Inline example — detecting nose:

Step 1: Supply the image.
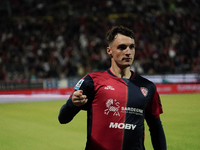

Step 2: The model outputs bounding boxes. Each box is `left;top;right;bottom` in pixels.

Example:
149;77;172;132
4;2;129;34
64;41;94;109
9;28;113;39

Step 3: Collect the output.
125;47;131;55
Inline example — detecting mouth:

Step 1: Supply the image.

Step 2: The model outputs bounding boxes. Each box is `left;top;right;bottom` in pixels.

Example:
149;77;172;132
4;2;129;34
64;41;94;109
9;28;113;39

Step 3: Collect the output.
123;58;132;61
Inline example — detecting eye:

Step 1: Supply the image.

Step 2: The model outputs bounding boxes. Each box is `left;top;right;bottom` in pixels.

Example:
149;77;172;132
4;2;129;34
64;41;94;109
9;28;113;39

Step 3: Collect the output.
129;44;135;50
117;44;127;50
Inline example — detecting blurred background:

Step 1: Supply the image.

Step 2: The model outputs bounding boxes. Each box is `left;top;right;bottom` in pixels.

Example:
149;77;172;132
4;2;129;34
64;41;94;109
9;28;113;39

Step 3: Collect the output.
0;0;200;92
0;2;199;149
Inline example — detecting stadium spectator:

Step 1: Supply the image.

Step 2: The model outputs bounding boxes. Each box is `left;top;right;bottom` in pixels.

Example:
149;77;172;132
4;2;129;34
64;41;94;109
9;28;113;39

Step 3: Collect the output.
0;0;199;81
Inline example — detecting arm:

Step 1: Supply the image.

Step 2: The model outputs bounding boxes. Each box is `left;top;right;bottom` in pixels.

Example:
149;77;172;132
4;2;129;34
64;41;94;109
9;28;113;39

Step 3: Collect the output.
58;90;88;124
58;97;80;124
145;88;167;150
58;75;94;124
145;110;167;150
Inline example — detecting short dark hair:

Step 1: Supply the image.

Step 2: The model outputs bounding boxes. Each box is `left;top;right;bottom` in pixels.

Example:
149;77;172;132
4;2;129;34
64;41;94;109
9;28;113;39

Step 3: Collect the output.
106;25;134;45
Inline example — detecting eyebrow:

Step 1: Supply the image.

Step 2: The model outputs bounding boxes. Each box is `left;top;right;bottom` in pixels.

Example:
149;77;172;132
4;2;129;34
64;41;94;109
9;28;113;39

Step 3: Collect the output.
117;44;135;49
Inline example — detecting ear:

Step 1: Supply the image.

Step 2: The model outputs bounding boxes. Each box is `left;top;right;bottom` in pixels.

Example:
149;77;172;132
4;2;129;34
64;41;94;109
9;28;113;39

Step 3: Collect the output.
107;47;112;57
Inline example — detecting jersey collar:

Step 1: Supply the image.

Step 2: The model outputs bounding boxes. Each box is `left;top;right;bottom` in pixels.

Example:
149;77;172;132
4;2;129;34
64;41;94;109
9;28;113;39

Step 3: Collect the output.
107;68;135;79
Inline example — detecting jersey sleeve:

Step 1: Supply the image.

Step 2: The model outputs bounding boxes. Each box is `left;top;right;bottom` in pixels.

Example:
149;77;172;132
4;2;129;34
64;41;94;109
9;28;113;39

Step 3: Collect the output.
78;75;95;110
58;75;94;123
58;97;81;124
146;89;163;119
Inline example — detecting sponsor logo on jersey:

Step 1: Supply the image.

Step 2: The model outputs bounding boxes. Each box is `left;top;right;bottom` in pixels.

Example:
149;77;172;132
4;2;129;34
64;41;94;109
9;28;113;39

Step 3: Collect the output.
74;79;84;90
121;107;143;116
104;99;144;116
104;99;120;116
109;122;137;130
140;87;148;97
104;85;115;90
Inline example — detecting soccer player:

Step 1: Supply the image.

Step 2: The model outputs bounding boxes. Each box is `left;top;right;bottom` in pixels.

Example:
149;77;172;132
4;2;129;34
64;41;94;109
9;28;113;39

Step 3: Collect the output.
58;25;167;150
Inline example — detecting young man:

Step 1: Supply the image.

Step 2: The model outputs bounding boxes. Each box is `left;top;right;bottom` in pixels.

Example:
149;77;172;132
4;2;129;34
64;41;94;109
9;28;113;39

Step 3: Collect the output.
58;25;167;150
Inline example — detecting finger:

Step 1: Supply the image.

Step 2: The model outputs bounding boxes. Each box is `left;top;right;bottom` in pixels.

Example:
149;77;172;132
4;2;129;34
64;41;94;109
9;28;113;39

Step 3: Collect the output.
80;98;88;104
78;90;84;98
77;90;87;100
73;98;88;107
74;90;83;97
73;90;87;102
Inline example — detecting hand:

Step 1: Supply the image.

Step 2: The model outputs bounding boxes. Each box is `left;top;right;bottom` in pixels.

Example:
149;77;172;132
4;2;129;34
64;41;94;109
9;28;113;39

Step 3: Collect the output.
72;90;88;107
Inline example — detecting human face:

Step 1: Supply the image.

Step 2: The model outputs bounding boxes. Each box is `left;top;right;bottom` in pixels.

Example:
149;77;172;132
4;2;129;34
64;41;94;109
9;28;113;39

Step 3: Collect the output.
107;34;135;69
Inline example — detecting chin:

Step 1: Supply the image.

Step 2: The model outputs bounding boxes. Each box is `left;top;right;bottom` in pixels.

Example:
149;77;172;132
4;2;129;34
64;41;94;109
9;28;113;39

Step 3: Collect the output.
120;64;131;68
124;62;132;66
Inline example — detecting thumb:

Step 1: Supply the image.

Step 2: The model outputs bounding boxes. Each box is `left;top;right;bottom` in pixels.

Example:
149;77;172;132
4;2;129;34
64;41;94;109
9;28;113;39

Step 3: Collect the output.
78;90;83;97
74;90;83;97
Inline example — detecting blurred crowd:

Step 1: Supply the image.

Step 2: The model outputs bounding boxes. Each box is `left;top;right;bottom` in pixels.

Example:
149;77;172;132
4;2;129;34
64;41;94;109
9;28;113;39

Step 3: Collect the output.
0;0;200;81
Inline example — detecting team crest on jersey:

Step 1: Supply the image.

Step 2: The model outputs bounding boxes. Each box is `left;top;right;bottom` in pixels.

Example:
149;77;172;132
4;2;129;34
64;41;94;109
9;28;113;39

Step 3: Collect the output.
74;79;84;90
140;87;148;97
104;99;120;116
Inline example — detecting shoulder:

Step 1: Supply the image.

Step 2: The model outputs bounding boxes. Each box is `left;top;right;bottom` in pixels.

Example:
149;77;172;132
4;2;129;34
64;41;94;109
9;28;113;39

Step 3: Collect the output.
132;73;155;84
87;70;110;80
80;70;108;86
131;73;156;91
88;70;108;76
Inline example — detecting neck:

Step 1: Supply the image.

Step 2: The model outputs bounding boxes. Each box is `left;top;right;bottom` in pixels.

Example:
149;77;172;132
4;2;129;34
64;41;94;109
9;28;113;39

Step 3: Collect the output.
110;66;131;79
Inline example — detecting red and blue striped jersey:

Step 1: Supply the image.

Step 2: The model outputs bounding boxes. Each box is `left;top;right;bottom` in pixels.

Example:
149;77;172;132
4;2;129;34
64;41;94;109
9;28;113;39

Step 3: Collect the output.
59;69;163;150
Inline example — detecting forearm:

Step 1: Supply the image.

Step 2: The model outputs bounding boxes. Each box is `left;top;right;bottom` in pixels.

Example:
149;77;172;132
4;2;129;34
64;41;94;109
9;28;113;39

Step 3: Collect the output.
145;111;167;150
58;97;80;124
149;118;166;150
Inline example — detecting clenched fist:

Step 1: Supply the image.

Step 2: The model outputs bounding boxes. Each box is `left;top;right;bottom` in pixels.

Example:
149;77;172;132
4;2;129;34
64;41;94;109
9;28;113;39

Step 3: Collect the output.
72;90;88;107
